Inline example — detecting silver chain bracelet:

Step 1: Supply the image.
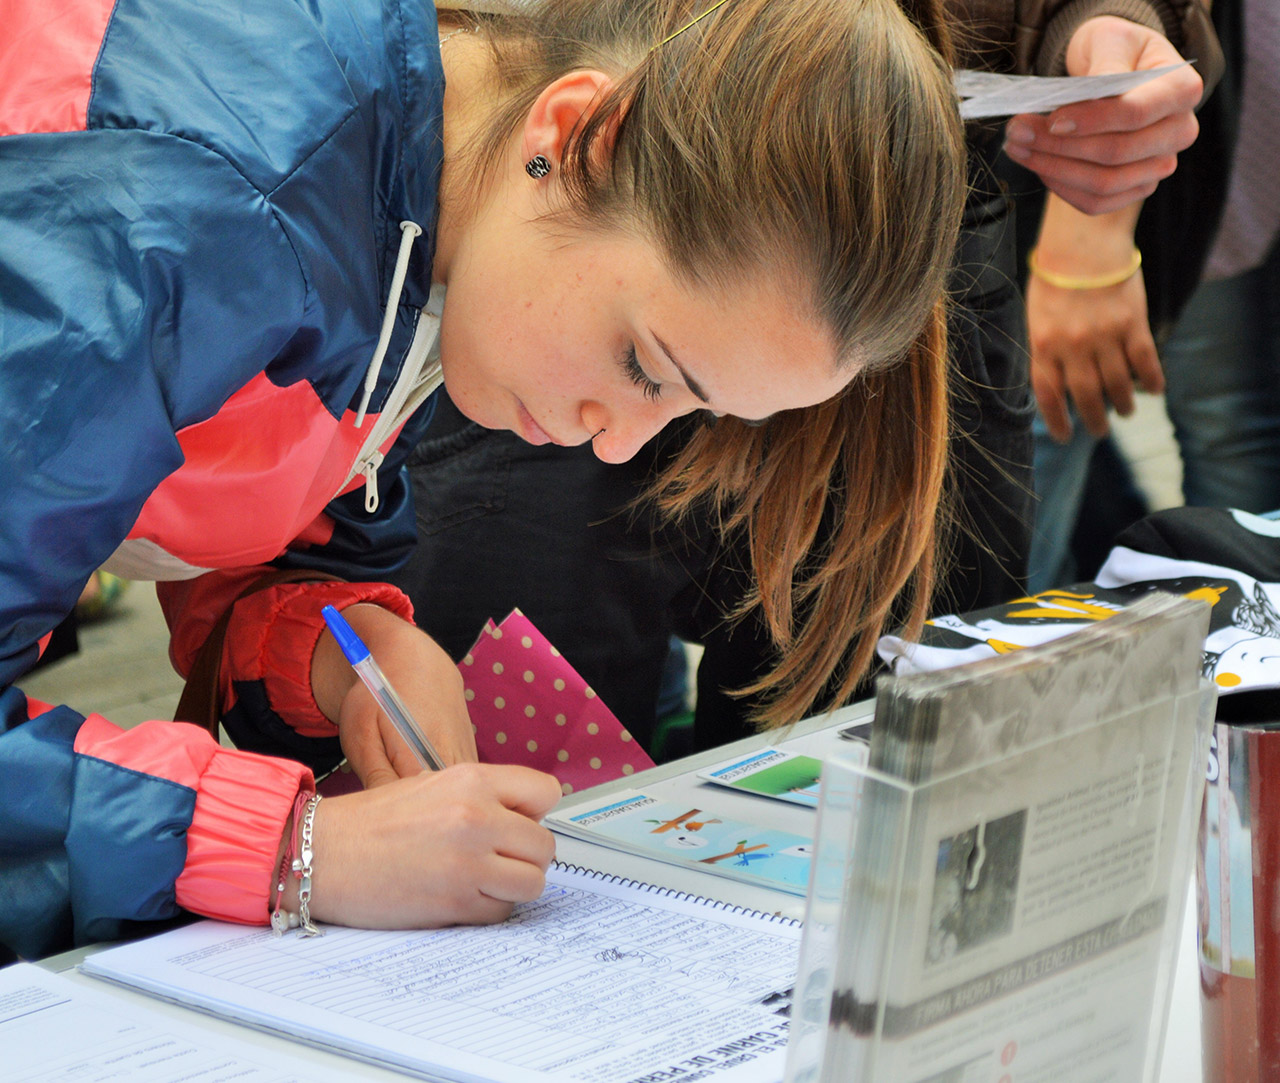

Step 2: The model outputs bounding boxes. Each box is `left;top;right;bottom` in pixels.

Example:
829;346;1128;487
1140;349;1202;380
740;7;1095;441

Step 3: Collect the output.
293;793;323;937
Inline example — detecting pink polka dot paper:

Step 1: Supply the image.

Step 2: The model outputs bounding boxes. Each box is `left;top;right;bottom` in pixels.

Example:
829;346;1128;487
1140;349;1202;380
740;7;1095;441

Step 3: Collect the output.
461;609;654;794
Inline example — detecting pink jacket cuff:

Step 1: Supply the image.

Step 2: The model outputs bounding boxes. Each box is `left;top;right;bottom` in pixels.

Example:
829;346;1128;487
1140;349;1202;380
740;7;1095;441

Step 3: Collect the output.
177;748;313;924
225;580;415;737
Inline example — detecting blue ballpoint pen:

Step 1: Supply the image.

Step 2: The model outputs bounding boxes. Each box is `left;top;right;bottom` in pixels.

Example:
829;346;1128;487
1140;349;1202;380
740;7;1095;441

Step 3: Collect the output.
321;605;446;772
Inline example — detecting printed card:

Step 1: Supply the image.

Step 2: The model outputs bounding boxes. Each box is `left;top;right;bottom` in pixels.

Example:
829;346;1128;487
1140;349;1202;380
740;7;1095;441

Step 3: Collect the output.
697;748;826;808
548;791;814;895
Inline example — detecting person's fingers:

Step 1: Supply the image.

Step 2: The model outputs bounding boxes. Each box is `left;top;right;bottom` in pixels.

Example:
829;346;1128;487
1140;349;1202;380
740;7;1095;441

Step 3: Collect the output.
1040;180;1160;217
479;852;552;905
450;725;481;764
444;710;481;764
1007;111;1197;167
384;728;430;780
1004;142;1174;202
422;884;515;928
485;763;567;820
462;895;518;926
354;761;399;789
494;811;558;870
342;715;401;789
1062;14;1203;102
1031;359;1073;444
405;703;477;767
1126;330;1165;395
1095;345;1136;418
1063;358;1111;438
1040;69;1202;137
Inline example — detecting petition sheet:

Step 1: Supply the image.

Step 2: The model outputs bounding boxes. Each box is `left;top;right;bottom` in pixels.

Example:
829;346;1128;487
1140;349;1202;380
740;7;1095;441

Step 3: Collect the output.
82;865;800;1083
0;963;346;1082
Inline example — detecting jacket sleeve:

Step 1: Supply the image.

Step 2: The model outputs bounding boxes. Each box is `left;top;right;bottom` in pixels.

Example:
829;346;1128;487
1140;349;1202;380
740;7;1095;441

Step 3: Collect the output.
0;126;311;959
0;125;308;678
952;0;1221;93
159;569;416;758
157;394;439;767
1031;0;1222;88
0;692;312;961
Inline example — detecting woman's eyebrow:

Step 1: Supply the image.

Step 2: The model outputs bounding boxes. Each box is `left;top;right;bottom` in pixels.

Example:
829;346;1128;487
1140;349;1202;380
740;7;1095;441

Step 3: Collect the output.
652;333;710;404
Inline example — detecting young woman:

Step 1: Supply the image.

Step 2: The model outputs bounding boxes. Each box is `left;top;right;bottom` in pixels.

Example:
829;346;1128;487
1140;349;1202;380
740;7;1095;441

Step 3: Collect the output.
1;0;965;960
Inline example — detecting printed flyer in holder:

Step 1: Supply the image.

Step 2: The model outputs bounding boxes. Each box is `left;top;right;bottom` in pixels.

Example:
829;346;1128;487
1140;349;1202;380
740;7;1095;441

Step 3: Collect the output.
786;594;1216;1083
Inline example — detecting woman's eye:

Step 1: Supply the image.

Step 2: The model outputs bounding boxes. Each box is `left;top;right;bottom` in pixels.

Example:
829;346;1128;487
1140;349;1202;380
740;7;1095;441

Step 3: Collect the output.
621;344;662;402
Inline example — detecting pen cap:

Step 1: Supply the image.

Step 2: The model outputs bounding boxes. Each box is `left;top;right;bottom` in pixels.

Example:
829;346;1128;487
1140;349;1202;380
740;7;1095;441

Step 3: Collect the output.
321;605;372;666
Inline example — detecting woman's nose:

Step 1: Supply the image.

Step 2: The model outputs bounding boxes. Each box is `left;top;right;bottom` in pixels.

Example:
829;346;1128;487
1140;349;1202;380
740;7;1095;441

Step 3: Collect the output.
583;401;679;464
589;419;662;464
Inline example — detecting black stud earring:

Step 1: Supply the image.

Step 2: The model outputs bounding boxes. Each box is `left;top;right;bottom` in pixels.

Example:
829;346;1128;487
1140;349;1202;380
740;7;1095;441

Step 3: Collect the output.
525;154;552;179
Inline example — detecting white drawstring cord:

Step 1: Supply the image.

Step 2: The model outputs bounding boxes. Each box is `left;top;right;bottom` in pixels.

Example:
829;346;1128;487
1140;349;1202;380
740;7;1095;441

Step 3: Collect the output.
355;220;423;428
361;451;385;514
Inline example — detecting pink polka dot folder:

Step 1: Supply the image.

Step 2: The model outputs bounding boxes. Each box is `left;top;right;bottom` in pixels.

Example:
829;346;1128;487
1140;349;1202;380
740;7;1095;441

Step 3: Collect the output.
461;609;655;794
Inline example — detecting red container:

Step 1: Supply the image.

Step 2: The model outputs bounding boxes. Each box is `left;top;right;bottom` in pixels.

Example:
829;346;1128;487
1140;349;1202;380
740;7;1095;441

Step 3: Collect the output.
1199;720;1280;1081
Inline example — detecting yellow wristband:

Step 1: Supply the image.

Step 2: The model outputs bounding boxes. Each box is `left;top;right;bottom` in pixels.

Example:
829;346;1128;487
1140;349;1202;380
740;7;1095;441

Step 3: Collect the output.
1028;246;1142;290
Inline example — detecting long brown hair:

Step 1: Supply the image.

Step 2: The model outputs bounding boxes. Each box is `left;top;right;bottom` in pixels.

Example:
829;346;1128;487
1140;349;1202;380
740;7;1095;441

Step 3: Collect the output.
445;0;965;726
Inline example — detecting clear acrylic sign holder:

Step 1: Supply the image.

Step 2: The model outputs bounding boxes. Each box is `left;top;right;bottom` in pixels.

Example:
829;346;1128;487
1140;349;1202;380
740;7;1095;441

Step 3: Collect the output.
785;681;1216;1083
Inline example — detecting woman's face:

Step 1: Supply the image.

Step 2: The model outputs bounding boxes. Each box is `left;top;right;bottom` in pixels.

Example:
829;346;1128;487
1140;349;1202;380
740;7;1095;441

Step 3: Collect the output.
435;221;851;464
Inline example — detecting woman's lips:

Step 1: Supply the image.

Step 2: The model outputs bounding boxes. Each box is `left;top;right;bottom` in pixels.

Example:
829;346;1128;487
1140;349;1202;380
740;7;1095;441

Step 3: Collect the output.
515;400;557;446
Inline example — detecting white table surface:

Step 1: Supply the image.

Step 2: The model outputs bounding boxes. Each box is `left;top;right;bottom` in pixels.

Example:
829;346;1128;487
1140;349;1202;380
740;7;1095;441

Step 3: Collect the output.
44;700;1205;1081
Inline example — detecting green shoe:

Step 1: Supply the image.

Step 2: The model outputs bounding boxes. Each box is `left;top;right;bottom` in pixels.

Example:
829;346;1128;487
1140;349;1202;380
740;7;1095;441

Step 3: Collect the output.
75;571;131;622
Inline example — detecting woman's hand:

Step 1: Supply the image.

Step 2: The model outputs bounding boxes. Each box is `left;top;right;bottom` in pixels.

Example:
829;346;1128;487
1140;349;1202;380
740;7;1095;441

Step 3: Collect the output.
1004;16;1203;215
1028;195;1163;442
312;604;478;787
280;764;562;928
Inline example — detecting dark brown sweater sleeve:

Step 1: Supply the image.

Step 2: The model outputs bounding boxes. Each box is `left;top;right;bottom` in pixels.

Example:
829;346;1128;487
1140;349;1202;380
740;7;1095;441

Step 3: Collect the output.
952;0;1222;99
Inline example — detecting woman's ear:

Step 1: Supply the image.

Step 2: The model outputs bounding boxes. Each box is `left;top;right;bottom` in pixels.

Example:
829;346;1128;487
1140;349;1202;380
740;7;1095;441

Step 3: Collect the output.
522;70;617;169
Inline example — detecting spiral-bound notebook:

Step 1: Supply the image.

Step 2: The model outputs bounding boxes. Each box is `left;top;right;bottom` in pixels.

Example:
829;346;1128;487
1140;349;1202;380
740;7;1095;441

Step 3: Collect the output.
80;862;800;1083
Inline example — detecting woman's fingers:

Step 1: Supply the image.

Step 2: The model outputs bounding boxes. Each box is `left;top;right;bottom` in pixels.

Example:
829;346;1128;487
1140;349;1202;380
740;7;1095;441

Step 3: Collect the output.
306;763;561;930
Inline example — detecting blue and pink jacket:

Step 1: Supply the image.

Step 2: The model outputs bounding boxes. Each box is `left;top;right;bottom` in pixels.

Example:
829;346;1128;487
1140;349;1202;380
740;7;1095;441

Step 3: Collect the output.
0;0;447;959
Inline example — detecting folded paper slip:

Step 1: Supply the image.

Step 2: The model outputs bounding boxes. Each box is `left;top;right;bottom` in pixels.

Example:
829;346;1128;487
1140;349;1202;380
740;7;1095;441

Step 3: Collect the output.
462;609;655;792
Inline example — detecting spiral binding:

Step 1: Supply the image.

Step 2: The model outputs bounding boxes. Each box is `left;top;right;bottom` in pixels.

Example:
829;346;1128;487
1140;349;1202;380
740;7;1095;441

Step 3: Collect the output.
551;859;802;927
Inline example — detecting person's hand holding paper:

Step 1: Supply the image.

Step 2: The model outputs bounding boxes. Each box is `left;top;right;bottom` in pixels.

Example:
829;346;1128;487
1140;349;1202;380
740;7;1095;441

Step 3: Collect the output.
1003;16;1205;214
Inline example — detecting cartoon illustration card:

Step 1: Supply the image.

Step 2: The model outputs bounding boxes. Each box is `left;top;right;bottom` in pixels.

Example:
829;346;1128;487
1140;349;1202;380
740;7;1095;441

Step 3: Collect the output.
546;791;814;895
696;748;826;808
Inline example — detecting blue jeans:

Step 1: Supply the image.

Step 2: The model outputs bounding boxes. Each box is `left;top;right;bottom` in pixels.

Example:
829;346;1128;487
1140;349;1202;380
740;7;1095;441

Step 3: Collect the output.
1028;418;1098;593
1162;244;1280;512
1028;424;1150;593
